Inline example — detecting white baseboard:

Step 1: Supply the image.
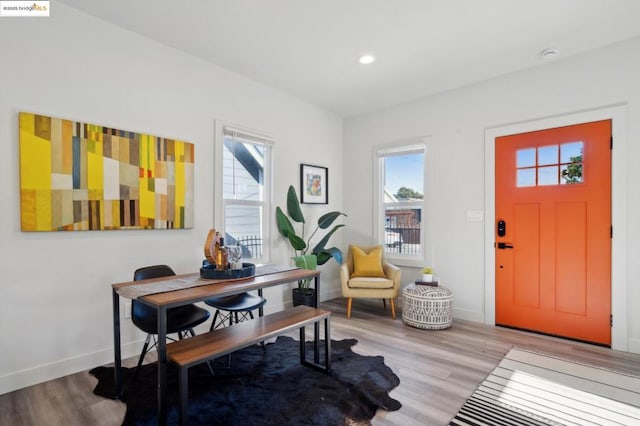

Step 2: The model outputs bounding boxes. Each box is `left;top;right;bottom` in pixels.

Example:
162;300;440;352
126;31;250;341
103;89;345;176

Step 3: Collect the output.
0;339;144;396
320;288;342;303
627;337;640;355
452;307;485;323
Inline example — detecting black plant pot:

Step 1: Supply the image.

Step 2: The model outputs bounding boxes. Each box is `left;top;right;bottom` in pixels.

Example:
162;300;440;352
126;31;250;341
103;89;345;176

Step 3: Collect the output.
292;288;316;307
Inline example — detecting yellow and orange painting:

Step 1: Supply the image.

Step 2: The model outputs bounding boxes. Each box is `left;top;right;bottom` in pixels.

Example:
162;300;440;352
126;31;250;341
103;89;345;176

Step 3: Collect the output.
19;112;194;231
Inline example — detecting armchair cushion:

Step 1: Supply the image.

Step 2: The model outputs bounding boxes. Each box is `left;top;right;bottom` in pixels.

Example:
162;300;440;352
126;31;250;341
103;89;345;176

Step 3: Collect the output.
351;245;385;278
348;277;394;289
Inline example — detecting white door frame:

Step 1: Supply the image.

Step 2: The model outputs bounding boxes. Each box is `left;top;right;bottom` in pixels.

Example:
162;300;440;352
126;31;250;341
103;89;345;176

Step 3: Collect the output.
484;104;628;351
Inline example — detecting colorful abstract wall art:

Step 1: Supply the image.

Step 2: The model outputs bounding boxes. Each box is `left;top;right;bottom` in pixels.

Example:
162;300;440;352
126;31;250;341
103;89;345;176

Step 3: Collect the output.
19;112;194;231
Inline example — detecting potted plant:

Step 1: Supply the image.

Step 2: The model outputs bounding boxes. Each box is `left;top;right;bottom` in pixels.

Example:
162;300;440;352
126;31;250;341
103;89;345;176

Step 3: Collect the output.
276;185;346;306
422;267;434;282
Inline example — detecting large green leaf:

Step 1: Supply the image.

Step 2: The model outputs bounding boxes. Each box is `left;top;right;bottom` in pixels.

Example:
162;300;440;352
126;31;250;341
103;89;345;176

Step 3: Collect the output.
286;185;305;223
311;224;345;254
293;254;316;289
275;207;295;237
314;251;331;265
326;247;343;264
317;211;346;229
288;233;307;251
292;254;317;270
315;247;343;265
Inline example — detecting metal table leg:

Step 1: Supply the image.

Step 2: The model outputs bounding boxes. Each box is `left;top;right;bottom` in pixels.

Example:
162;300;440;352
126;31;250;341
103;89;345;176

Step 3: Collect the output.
313;275;320;363
112;289;122;399
157;305;168;425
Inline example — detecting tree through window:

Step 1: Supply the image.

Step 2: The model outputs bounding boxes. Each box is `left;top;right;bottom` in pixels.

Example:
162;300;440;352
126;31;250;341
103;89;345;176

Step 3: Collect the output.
377;148;425;257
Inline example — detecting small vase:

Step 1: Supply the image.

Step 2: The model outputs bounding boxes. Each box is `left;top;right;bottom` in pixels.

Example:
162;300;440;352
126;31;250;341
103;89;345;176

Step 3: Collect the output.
422;273;433;282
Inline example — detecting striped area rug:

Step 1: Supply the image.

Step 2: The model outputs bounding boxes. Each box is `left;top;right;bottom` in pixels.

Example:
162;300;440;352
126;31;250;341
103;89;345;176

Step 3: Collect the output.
450;348;640;425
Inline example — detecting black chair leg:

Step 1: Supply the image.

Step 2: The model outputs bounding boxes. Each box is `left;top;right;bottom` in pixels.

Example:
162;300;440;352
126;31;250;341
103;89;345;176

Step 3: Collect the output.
134;334;152;380
210;310;220;331
206;360;215;376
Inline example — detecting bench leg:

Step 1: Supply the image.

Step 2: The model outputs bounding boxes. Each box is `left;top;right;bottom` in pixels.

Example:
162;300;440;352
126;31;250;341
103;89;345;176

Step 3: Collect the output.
179;367;189;426
299;326;306;363
324;316;331;372
299;319;331;373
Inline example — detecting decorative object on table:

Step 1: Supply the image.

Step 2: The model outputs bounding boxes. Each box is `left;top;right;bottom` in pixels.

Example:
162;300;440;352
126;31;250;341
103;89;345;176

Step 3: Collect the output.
276;184;346;306
201;228;255;279
200;261;256;279
216;236;229;270
339;244;402;319
203;228;220;263
300;163;328;204
451;347;640;425
18;112;194;231
90;336;401;425
402;283;453;329
421;266;434;282
226;245;243;270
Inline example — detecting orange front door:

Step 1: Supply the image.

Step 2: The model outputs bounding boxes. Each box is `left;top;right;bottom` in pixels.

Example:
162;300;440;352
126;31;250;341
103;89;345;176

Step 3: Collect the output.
495;120;611;345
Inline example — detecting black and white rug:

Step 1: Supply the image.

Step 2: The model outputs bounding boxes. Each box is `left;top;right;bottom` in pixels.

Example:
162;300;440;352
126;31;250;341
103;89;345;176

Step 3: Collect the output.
91;336;401;425
450;347;640;425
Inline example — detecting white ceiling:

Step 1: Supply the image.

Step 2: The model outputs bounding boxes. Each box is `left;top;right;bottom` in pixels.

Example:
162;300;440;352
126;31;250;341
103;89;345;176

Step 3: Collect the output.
58;0;640;118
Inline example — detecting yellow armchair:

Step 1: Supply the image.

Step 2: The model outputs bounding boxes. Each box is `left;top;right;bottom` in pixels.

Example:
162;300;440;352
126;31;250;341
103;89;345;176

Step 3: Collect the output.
340;245;402;319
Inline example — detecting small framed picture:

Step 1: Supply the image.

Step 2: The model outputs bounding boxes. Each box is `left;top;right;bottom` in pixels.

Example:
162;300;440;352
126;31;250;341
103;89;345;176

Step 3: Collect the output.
300;164;328;204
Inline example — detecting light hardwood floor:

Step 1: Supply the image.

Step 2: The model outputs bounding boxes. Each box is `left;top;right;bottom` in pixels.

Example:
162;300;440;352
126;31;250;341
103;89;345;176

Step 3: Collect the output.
2;297;640;425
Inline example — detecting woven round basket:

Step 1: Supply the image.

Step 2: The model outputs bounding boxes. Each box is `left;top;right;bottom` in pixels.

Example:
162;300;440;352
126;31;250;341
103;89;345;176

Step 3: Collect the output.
402;284;453;330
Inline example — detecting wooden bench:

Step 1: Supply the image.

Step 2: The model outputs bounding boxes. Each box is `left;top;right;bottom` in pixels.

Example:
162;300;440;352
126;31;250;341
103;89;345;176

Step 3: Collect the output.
166;305;331;425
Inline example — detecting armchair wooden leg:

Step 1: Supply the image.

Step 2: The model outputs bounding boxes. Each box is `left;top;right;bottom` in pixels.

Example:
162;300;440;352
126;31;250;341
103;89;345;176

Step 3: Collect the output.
382;299;387;309
346;297;352;318
390;298;396;320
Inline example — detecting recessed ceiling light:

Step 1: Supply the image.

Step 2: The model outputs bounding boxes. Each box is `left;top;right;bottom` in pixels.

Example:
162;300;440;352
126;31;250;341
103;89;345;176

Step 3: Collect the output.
359;54;376;65
539;48;559;60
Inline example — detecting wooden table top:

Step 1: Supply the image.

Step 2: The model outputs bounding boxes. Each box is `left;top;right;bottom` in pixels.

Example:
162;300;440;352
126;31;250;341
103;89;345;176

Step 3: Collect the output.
112;268;320;307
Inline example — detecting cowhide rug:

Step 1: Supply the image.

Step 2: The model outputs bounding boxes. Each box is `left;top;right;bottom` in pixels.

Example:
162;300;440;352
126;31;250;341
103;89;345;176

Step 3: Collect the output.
91;336;401;425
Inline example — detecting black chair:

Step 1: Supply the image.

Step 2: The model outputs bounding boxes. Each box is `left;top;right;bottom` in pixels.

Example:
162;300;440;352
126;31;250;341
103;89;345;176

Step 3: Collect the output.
205;292;267;368
204;293;267;331
132;265;211;377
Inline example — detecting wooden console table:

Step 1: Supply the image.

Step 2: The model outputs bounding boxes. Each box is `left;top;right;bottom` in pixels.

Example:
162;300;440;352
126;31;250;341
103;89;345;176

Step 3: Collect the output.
112;267;321;425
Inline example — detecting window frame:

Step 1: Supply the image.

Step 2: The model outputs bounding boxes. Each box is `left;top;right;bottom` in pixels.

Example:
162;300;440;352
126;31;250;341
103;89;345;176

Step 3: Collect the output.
373;138;433;268
214;121;273;264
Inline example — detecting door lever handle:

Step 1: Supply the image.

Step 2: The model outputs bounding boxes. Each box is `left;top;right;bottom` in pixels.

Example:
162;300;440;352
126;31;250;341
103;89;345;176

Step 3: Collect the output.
496;242;514;249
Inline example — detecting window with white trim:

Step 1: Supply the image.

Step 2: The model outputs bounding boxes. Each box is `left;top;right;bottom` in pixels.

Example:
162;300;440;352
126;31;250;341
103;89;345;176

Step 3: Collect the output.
374;143;429;264
221;127;272;262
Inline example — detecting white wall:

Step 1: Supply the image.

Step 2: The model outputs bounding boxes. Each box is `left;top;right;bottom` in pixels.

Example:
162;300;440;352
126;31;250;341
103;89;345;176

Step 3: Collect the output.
0;4;343;394
343;37;640;352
